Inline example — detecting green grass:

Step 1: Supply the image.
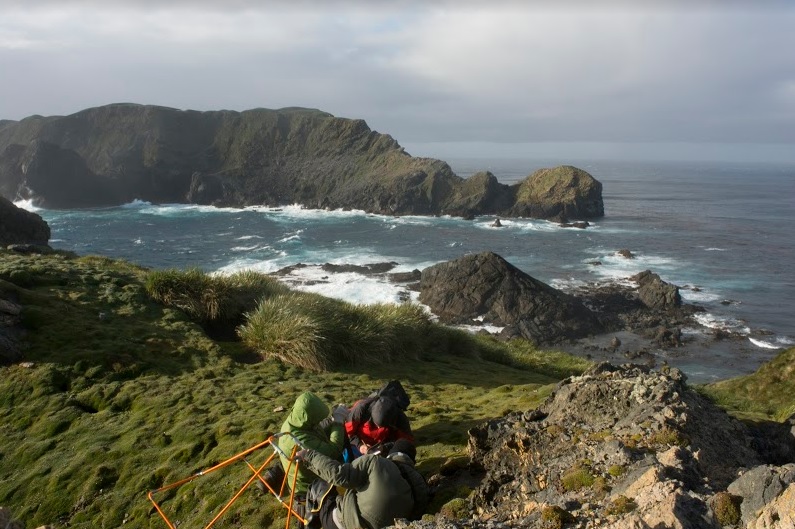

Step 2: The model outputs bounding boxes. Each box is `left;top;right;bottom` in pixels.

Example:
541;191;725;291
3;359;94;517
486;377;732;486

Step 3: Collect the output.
700;346;795;421
0;250;590;529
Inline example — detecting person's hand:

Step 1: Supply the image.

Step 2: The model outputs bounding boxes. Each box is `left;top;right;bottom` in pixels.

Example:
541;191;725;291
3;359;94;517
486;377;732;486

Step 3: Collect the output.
331;404;349;424
295;449;311;461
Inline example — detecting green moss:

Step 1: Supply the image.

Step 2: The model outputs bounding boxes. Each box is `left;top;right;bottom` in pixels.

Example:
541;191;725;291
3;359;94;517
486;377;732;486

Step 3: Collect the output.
605;495;637;516
561;466;596;492
541;505;574;529
712;492;742;526
648;427;689;448
438;498;470;519
607;465;626;477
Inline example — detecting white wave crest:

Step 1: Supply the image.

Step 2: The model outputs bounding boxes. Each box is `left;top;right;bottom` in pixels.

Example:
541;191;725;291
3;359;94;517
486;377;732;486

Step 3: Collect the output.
12;198;42;212
121;199;152;209
693;313;749;334
749;337;781;350
236;235;264;241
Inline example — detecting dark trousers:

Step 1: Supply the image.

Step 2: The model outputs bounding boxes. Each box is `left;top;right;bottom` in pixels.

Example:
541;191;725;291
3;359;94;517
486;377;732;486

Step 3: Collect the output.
317;488;339;529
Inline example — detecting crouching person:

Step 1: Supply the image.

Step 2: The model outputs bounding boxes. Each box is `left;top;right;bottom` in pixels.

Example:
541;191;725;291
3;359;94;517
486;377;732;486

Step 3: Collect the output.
297;439;429;529
274;392;346;498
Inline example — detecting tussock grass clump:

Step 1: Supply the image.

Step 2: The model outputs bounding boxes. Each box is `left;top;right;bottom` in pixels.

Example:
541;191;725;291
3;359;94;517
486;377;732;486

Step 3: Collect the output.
145;268;289;325
238;293;431;371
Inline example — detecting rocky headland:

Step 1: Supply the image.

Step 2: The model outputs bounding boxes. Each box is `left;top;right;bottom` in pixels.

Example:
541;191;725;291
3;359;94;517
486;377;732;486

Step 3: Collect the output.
0;104;603;220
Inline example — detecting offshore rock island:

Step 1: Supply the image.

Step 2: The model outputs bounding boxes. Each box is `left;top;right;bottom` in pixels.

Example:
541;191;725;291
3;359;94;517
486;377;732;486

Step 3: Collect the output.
0;104;603;220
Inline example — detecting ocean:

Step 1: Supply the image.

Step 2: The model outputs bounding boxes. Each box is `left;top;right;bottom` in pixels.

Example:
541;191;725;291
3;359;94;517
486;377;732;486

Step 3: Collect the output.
16;158;795;382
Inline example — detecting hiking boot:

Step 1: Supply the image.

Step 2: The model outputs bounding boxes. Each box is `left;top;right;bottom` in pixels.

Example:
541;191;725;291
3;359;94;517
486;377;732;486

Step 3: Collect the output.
256;464;285;494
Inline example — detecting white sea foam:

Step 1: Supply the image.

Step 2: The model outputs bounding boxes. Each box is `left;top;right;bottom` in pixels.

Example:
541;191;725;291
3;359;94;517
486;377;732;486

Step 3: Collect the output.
474;218;560;232
455;323;505;335
583;248;681;283
230;244;265;252
236;235;264;241
704;247;727;252
246;203;370;220
133;238;143;245
279;268;419;305
12;198;41;212
680;288;722;303
749;337;781;350
121;199;152;209
693;313;750;334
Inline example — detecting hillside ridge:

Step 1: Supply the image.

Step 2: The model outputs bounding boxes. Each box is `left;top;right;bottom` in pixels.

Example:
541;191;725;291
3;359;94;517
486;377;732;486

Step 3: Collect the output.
0;104;603;219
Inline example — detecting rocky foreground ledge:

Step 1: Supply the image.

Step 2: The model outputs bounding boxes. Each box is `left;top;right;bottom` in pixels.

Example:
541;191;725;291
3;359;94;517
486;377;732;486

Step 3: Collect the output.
419;363;795;529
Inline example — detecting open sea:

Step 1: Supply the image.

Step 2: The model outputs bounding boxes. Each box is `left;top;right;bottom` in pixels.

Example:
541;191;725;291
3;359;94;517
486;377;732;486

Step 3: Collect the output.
16;158;795;383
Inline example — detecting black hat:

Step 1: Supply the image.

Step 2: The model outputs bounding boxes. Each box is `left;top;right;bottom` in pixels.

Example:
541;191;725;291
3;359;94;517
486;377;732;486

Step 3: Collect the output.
370;397;398;428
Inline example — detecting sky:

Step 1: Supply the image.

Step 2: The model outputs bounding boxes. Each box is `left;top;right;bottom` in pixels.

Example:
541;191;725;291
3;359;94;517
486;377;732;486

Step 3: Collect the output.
1;1;794;162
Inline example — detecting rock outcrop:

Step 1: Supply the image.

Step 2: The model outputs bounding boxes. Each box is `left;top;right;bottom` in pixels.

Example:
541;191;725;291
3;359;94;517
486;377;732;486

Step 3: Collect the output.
0;196;50;247
0;104;604;220
418;252;604;344
412;363;795;529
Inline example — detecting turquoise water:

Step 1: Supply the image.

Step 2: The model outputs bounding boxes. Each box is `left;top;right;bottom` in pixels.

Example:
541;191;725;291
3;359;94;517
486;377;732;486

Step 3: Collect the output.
23;158;795;380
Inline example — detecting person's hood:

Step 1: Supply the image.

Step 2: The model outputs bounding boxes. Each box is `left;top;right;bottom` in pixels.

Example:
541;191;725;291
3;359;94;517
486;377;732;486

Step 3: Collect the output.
287;392;329;429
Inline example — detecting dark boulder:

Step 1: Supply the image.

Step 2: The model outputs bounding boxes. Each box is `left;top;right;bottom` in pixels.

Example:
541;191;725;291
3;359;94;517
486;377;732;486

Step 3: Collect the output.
419;252;603;344
0;196;50;246
633;270;682;310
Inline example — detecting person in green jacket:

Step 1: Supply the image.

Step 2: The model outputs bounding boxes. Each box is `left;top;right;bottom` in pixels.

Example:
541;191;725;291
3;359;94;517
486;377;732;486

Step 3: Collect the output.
276;392;346;496
297;439;428;529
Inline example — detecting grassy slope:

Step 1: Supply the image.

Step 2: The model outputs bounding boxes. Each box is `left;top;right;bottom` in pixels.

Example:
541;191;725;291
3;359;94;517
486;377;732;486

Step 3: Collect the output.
0;251;588;528
701;346;795;422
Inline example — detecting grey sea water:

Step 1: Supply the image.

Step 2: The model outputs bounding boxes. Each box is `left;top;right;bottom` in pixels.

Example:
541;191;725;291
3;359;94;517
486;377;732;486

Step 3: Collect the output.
23;158;795;381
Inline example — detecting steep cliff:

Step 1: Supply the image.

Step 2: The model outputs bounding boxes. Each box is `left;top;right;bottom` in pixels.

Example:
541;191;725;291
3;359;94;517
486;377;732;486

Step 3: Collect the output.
0;104;604;219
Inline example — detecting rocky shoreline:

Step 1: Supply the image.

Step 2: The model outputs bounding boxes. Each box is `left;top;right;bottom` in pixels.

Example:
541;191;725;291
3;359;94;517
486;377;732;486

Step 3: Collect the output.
272;252;768;382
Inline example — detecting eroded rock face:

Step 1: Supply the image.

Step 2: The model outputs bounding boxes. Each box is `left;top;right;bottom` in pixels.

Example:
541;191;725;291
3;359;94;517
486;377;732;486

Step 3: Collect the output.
0;195;50;246
418;252;604;344
461;363;793;528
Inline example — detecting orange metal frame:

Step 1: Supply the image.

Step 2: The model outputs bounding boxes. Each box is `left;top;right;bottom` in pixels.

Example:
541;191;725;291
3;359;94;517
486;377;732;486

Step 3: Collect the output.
147;433;308;529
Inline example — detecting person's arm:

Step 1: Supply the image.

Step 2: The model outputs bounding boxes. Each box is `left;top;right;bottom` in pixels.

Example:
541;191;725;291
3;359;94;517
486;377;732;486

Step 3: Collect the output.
301;450;371;490
290;428;343;459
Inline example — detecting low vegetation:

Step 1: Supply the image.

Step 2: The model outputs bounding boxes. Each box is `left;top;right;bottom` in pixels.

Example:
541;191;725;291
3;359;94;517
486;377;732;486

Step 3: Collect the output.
701;346;795;422
0;250;590;529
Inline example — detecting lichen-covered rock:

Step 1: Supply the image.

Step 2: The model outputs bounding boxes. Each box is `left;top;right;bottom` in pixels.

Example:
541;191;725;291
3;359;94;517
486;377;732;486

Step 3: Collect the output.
727;464;795;527
749;483;795;529
463;363;793;528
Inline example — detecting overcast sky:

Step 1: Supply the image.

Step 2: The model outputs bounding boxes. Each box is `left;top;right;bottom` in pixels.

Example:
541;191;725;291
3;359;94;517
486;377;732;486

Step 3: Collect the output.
1;1;794;161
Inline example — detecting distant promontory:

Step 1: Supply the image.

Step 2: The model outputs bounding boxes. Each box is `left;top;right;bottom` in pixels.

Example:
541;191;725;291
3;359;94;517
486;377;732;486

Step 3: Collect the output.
0;104;603;219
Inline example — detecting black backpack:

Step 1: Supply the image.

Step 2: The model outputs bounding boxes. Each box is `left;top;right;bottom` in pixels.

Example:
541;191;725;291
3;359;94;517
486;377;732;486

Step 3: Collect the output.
370;380;410;411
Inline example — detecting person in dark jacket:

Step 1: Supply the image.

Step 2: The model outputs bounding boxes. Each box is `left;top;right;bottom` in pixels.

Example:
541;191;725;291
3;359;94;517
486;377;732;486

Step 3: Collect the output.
344;396;413;454
297;439;428;529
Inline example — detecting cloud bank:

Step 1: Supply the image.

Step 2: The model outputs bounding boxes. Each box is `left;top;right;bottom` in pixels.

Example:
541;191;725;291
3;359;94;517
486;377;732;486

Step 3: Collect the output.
1;3;793;152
